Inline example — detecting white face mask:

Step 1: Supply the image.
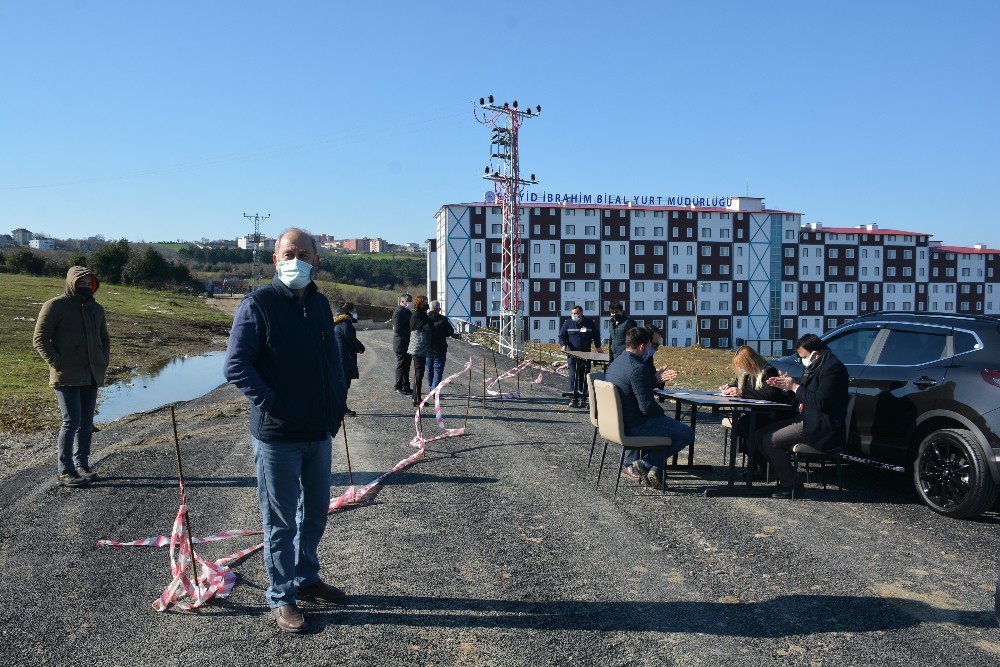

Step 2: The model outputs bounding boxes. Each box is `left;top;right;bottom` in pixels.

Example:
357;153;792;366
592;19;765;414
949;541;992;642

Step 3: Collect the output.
800;352;816;368
571;314;582;322
276;258;313;290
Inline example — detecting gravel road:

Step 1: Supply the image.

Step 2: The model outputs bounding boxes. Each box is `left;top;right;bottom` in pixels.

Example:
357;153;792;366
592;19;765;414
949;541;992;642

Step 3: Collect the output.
1;330;998;666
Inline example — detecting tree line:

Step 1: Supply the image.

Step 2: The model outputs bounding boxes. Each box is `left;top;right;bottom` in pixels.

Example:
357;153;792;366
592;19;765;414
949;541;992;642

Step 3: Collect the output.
0;241;200;291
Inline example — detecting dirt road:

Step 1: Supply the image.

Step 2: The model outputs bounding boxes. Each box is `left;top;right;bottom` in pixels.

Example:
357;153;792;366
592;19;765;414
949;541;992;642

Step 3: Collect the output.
1;331;998;666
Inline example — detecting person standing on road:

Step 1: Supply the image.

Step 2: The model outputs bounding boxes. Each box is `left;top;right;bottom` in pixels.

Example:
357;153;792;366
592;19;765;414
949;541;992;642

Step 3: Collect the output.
391;293;413;396
407;295;432;407
223;227;349;634
605;327;694;490
426;300;455;392
606;302;637;361
333;301;365;417
33;266;110;488
759;333;849;499
558;305;602;408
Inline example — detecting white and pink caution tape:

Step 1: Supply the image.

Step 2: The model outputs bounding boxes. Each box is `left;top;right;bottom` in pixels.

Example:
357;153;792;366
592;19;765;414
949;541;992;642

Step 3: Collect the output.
410;359;473;447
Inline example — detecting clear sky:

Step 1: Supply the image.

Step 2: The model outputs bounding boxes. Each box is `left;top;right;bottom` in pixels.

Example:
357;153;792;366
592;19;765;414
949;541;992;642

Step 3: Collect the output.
2;1;998;248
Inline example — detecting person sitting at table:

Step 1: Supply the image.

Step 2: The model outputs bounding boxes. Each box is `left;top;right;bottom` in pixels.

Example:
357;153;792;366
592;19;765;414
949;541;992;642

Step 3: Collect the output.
646;325;679;391
558;304;602;409
717;344;795;478
757;333;849;499
606;326;695;490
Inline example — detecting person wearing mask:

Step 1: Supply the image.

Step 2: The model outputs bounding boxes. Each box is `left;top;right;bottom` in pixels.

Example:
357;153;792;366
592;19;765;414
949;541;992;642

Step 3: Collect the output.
224;228;349;633
718;344;796;478
426;300;455;392
606;302;637;361
333;301;365;417
759;333;850;499
645;326;679;391
557;305;602;408
33;266;110;488
605;327;695;490
407;295;432;407
391;293;413;396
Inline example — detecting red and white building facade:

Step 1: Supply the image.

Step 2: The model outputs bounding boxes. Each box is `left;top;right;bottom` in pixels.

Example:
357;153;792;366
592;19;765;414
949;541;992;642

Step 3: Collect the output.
428;194;1000;352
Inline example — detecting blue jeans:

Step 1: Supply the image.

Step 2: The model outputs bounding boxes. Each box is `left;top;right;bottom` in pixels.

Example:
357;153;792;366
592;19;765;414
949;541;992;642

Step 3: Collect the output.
427;352;447;391
251;435;332;608
622;415;695;468
54;384;98;474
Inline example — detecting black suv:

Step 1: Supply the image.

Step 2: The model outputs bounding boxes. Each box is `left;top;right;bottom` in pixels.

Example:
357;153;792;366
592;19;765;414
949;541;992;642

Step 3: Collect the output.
771;312;1000;519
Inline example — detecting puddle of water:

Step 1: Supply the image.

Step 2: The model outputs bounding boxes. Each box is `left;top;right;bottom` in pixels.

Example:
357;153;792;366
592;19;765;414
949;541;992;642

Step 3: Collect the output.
96;351;227;423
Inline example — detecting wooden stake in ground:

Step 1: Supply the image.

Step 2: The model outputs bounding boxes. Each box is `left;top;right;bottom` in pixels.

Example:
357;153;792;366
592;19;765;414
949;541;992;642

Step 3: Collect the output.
491;349;505;411
464;361;472;430
169;405;200;597
341;419;354;486
482;355;487;415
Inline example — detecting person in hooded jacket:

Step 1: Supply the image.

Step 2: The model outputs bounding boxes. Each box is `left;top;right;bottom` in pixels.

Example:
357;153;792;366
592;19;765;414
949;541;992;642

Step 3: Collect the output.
407;295;432;407
425;300;455;392
33;266;110;488
758;333;849;499
606;302;637;361
333;302;365;417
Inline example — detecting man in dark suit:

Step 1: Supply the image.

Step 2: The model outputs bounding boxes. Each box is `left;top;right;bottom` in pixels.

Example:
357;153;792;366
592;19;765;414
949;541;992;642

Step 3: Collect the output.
760;333;850;499
391;293;413;395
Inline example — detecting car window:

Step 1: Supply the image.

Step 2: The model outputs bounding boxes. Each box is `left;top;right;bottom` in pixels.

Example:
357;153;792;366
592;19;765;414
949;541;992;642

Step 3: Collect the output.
825;327;879;365
953;329;981;354
876;329;948;366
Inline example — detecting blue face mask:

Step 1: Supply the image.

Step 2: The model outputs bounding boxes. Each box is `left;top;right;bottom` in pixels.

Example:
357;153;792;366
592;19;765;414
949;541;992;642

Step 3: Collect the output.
276;258;313;290
643;346;655;362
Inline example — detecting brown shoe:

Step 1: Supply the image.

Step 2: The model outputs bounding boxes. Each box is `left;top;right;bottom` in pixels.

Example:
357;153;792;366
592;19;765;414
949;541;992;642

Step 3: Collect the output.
270;604;306;633
297;580;347;604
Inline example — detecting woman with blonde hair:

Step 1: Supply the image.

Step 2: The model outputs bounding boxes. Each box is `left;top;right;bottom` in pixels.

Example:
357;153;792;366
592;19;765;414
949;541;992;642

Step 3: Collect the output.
719;345;795;476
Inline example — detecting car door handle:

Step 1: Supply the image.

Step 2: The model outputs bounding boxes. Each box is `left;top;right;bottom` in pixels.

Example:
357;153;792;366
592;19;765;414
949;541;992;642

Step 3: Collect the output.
912;378;937;389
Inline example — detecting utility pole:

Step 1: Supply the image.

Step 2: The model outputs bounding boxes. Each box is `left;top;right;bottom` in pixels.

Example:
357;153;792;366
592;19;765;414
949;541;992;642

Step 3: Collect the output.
475;95;541;359
244;212;270;291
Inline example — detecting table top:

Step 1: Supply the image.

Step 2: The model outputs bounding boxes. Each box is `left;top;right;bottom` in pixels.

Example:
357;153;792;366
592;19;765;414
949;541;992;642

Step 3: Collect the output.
654;388;794;409
565;350;611;363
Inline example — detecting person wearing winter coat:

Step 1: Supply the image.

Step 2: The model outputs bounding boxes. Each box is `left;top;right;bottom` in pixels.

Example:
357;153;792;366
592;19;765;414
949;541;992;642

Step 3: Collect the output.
606;301;637;361
391;293;413;395
333;302;365;417
33;266;111;488
407;295;432;407
425;300;456;392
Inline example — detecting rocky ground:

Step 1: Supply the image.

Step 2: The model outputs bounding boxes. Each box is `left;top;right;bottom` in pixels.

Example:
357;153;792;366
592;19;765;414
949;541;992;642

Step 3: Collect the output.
1;329;999;666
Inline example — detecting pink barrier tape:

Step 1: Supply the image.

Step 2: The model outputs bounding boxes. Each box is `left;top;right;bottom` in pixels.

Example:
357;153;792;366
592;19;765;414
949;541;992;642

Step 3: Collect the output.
411;359;473;447
97;528;262;549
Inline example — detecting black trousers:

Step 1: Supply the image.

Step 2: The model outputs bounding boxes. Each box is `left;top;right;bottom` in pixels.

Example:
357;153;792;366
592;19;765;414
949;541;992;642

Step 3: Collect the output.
394;352;412;390
412;356;427;405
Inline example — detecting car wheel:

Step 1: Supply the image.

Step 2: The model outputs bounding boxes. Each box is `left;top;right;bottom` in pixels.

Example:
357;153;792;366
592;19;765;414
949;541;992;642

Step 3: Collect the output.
914;428;999;519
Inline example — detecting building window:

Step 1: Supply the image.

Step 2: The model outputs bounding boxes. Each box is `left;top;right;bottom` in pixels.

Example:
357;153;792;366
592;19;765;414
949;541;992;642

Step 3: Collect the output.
564;263;576;272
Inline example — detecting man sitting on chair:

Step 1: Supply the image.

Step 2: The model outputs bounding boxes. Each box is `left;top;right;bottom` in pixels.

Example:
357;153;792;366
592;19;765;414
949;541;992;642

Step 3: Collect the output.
605;327;695;490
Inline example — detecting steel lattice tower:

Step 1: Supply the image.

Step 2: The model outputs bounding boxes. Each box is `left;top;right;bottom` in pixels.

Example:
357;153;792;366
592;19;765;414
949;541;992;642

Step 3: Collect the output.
475;96;540;359
244;212;270;291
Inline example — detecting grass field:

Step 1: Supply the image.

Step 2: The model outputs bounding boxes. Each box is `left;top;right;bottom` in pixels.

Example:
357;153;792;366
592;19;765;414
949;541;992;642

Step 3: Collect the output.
0;273;233;432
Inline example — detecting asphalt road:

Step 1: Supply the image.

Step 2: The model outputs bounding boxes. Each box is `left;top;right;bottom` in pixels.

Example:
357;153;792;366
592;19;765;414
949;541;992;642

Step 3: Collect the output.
1;331;999;666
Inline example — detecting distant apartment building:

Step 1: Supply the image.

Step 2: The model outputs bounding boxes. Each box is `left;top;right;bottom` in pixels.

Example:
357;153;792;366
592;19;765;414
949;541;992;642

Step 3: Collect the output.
428;194;1000;351
29;238;55;250
403;242;423;253
237;234;276;251
11;228;32;245
341;237;387;253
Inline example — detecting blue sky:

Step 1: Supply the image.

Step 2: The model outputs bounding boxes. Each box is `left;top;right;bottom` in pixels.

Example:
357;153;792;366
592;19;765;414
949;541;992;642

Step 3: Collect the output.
2;1;998;248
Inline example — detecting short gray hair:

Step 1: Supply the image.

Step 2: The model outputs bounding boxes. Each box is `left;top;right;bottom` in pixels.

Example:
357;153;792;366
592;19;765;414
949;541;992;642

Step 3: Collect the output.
429;299;441;312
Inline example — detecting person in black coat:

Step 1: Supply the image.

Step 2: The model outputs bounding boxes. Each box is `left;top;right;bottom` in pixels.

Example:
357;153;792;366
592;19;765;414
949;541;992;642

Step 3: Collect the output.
758;333;850;498
333;302;365;417
391;293;413;395
606;302;637;361
426;300;456;392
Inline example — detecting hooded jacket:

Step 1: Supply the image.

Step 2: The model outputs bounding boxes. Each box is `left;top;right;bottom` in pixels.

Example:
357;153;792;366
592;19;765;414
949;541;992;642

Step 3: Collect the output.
33;266;110;387
333;309;365;380
224;275;348;442
428;311;455;356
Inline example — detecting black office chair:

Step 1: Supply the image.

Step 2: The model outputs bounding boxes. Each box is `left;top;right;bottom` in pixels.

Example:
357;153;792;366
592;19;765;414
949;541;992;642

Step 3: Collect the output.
790;443;845;499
